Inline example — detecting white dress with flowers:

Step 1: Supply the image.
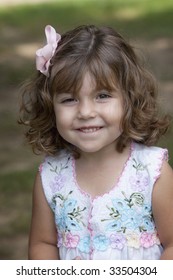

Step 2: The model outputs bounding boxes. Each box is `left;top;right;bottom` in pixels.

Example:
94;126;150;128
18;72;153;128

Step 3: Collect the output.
39;142;168;260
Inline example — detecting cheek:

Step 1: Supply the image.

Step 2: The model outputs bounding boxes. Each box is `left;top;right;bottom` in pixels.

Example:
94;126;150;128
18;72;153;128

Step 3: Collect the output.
55;114;66;131
54;108;63;129
54;108;72;131
105;102;123;123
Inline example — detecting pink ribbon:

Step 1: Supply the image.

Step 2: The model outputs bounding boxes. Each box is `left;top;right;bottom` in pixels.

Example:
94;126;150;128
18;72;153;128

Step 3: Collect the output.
36;25;61;77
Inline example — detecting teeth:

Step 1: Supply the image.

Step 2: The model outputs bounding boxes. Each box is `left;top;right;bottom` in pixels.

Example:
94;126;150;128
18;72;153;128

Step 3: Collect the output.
79;127;101;133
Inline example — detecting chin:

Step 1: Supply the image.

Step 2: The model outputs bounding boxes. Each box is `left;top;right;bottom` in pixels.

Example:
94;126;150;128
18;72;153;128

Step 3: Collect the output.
77;145;104;154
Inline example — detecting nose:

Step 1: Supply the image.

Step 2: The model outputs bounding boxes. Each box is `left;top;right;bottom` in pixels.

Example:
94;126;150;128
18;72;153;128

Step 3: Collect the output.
77;100;97;119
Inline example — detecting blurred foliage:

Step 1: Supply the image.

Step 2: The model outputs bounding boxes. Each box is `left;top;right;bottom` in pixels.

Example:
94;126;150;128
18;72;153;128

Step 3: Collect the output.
0;0;172;259
0;0;173;40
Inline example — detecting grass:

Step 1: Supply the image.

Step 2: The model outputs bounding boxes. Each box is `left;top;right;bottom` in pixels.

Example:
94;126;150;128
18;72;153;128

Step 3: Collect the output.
0;169;36;235
0;170;33;259
0;0;173;259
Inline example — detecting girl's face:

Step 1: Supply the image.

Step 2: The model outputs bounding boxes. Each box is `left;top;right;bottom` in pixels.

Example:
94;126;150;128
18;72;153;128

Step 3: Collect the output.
53;72;123;155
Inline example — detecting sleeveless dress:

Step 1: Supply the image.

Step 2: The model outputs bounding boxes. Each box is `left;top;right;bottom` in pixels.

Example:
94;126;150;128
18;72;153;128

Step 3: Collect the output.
39;142;168;260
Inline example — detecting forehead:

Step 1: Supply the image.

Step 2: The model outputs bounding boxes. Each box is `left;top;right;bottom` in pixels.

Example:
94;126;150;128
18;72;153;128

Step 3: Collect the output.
69;71;119;97
78;72;96;94
51;57;120;96
78;69;120;96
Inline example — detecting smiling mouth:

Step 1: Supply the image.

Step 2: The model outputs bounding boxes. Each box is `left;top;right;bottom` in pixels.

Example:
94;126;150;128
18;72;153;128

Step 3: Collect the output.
77;127;103;133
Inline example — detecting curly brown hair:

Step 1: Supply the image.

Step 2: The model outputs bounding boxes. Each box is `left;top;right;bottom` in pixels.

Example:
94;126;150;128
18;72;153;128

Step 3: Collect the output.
19;24;170;156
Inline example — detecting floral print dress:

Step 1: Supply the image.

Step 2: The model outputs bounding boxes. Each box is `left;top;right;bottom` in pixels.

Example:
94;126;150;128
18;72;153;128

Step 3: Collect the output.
39;142;168;260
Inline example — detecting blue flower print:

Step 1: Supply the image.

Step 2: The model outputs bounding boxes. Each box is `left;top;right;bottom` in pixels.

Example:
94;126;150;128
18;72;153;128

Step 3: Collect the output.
53;191;86;232
56;206;81;231
64;199;77;210
142;216;155;231
56;209;67;231
142;204;151;214
102;192;153;233
93;234;109;251
106;219;122;232
140;204;154;231
78;236;91;253
112;199;128;212
56;199;81;231
121;208;143;230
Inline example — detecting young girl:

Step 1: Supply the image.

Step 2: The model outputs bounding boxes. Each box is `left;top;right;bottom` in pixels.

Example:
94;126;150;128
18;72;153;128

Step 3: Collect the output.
19;24;173;260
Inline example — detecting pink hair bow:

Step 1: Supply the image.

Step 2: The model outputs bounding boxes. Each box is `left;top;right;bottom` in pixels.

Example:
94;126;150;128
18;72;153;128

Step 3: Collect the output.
36;25;61;77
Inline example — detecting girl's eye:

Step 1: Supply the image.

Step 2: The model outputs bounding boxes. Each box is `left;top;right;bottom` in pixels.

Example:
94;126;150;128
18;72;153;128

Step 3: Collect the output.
61;98;77;104
97;92;111;100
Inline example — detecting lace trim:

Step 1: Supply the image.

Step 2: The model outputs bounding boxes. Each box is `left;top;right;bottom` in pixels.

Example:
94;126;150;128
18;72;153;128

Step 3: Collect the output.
153;148;168;184
71;142;134;200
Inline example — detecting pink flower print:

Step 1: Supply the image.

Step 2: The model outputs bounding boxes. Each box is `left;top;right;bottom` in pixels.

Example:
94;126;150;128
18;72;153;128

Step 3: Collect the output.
110;233;126;250
140;232;155;248
50;175;67;193
130;173;149;192
64;233;80;248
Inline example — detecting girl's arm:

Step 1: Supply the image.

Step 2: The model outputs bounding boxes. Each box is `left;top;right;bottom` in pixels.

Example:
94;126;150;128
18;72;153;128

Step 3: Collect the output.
152;161;173;260
28;172;60;259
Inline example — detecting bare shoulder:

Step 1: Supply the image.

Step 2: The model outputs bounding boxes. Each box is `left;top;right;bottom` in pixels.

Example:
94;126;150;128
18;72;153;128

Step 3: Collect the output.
153;160;173;196
152;161;173;249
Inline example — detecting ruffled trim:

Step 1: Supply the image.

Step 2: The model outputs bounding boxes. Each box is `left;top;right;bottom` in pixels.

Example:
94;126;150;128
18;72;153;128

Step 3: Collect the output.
71;141;134;201
153;148;168;184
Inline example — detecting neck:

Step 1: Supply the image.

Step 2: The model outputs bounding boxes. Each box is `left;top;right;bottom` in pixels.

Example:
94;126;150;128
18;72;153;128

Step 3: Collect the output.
77;142;131;165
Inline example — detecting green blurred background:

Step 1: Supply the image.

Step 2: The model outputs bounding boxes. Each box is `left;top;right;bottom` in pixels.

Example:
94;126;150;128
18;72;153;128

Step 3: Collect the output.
0;0;172;259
